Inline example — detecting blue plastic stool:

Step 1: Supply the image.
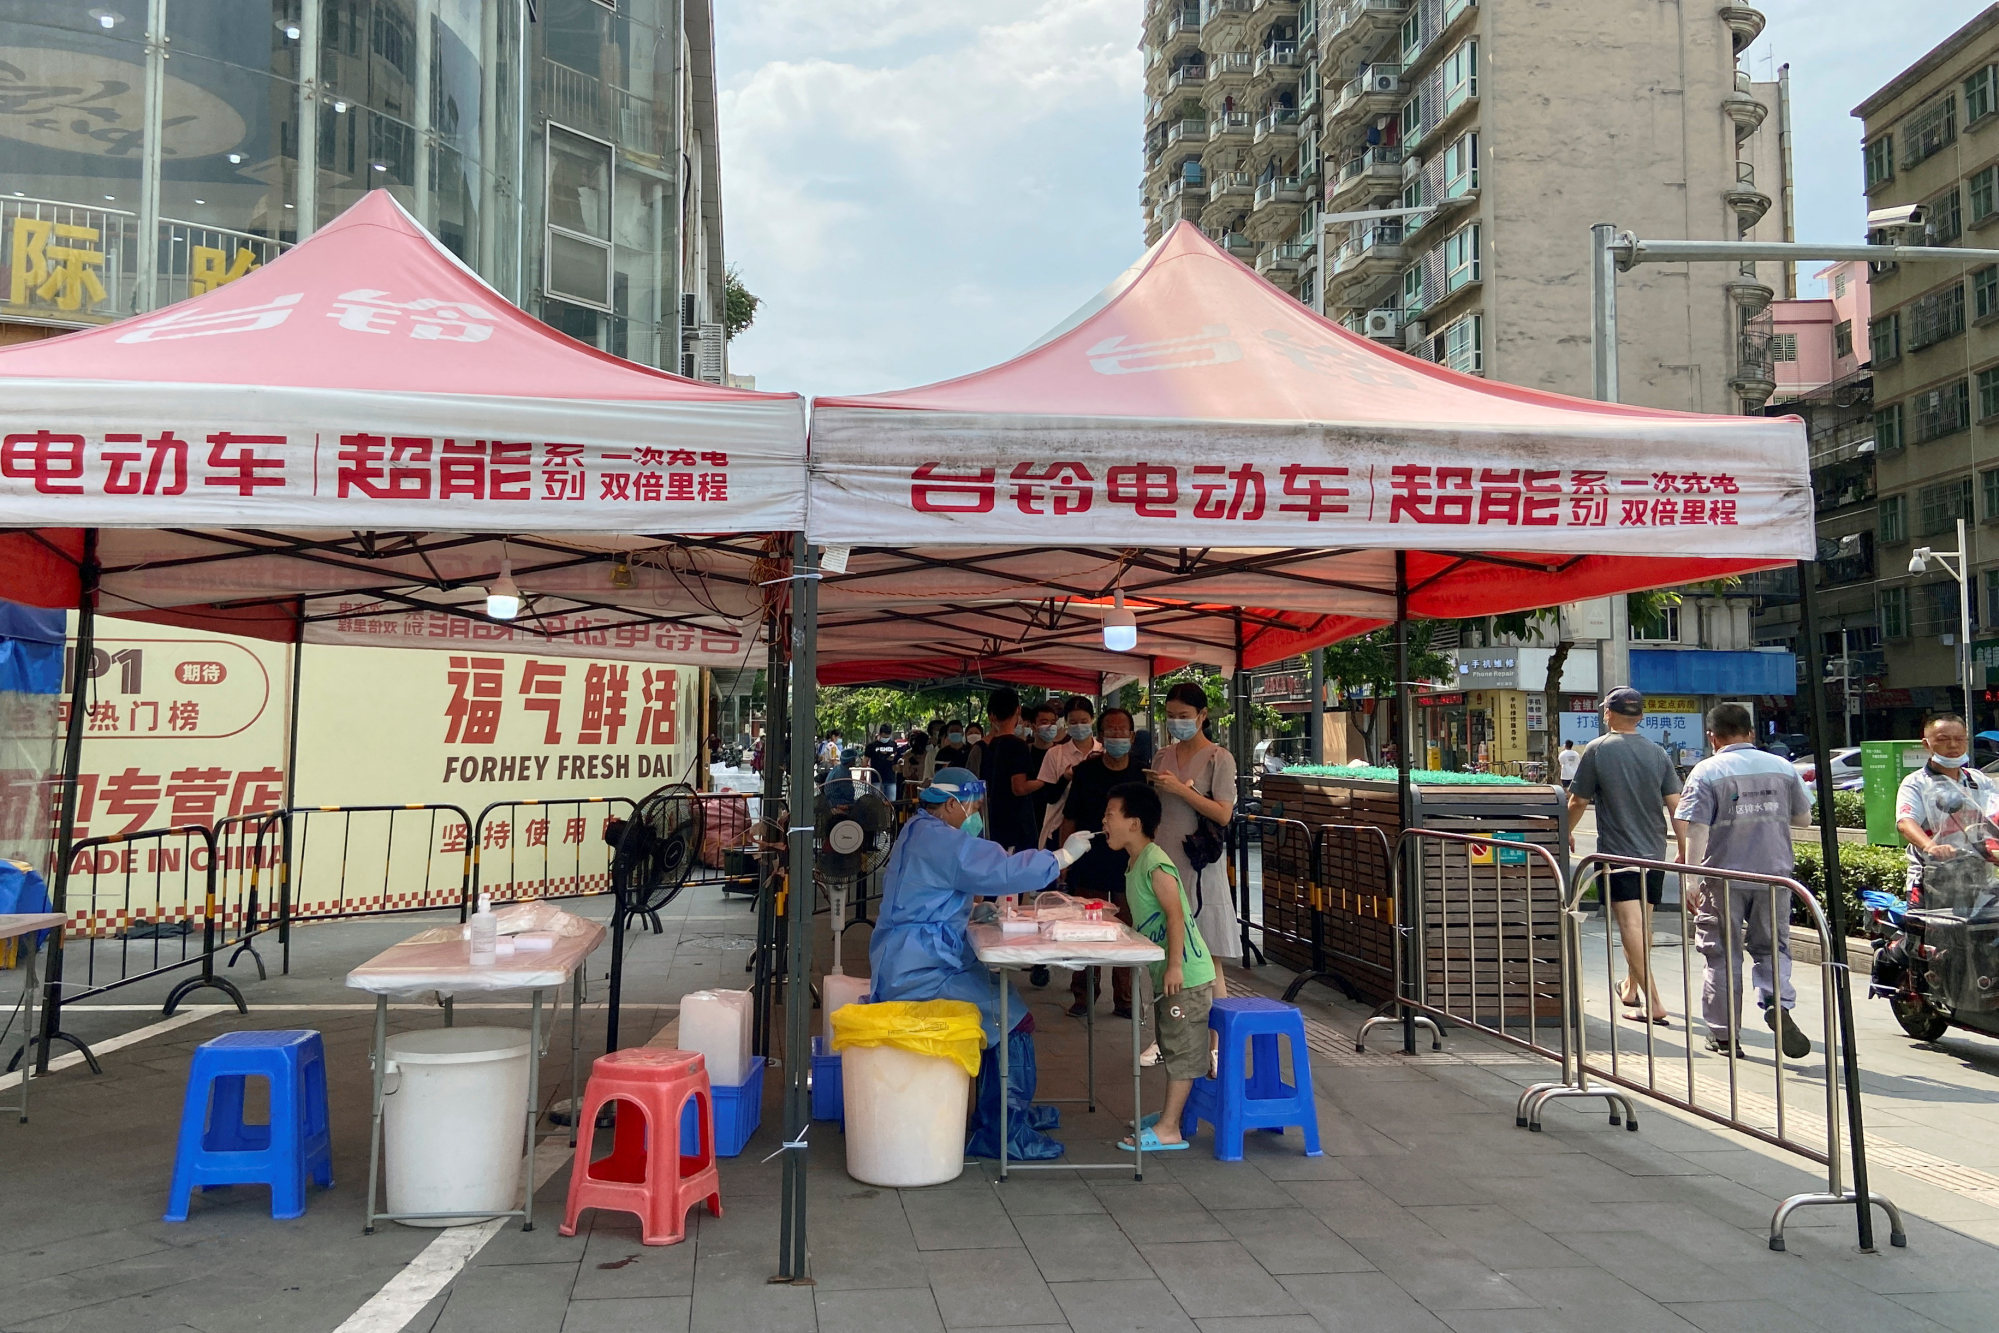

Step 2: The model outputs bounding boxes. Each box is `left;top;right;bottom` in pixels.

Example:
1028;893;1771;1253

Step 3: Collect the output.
1181;997;1322;1162
166;1030;333;1222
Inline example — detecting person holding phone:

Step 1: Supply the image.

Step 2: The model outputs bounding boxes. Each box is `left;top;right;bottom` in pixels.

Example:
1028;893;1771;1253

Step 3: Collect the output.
1146;681;1240;982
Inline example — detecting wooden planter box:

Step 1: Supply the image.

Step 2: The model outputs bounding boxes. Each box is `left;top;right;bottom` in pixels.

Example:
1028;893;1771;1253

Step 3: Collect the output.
1254;772;1567;1020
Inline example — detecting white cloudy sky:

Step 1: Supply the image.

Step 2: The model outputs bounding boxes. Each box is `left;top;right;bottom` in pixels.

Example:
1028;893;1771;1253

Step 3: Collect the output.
715;0;1990;397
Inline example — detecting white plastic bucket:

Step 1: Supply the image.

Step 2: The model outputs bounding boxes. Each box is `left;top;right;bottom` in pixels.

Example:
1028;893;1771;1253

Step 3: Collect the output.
382;1026;531;1226
679;990;753;1086
842;1043;971;1188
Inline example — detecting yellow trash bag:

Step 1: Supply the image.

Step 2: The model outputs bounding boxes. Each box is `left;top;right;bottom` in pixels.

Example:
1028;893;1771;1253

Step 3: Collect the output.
830;999;984;1079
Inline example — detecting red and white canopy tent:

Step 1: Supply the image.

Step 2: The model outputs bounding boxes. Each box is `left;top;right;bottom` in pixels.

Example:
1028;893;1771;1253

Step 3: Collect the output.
804;221;1811;685
0;191;806;670
756;222;1820;1275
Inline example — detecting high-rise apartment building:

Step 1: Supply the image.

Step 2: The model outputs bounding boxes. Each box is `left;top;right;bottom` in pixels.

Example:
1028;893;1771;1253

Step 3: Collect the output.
0;0;728;380
1853;5;1999;731
1138;0;1784;416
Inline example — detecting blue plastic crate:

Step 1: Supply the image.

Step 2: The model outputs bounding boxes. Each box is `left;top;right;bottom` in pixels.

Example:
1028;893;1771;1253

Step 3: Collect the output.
811;1037;843;1124
680;1055;764;1158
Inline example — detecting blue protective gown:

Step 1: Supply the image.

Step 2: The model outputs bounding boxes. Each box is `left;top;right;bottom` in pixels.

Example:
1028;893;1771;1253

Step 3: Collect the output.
867;808;1061;1047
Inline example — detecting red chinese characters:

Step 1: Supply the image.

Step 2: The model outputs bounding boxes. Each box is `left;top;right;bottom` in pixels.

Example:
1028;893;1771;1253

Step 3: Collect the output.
445;655;505;744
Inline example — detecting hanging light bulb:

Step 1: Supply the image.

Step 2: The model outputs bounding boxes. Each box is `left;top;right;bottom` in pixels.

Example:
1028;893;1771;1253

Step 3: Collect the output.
1102;589;1137;652
487;558;522;621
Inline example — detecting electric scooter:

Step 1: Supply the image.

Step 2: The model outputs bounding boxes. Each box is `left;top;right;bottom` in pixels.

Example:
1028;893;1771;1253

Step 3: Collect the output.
1868;808;1999;1044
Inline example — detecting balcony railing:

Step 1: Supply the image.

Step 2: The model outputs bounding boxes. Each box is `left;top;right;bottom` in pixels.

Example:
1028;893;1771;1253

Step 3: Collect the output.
1166;117;1208;146
1209;110;1253;138
1205;227;1258;258
1168;64;1207;91
1254;41;1300;76
1256;240;1315;272
1338;145;1403;180
1325;0;1410;48
543;59;665;158
1210;169;1255;197
1254;173;1306;206
1163;173;1207;202
1204;0;1254;17
1255;106;1302;140
1332;221;1404;273
1165;5;1202;42
1208;51;1255;81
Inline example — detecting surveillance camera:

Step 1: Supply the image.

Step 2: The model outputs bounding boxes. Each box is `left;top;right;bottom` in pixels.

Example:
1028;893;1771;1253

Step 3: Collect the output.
1865;204;1925;230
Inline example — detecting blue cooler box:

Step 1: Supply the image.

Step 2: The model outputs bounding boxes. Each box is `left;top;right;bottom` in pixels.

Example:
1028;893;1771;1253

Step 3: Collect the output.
811;1037;843;1124
681;1055;765;1157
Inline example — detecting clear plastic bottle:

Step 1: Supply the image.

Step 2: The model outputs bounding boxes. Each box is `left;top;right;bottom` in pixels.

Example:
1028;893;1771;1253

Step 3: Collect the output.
468;893;498;965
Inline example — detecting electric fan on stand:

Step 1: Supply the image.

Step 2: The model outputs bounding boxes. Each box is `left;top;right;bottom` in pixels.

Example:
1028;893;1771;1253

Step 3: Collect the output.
607;782;704;936
815;768;897;1031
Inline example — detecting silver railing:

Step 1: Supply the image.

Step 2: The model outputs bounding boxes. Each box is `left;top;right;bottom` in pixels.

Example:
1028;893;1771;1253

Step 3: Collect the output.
1516;853;1906;1252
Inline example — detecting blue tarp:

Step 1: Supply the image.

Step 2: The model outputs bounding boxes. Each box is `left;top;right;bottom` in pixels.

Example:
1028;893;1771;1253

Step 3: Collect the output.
1629;649;1797;697
0;599;64;696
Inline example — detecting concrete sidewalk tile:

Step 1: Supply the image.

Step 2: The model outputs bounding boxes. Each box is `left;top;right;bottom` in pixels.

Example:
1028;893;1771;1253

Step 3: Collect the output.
1352;1159;1499;1207
688;1275;818;1333
996;1177;1110;1217
1088;1180;1230;1243
1048;1276;1198;1333
815;1285;946;1333
1214;1208;1374;1275
0;1226;172;1282
560;1295;693;1333
1664;1299;1849;1333
569;1221;698;1299
432;1262;578;1333
1276;1271;1452;1332
904;1186;1023;1251
1500;1266;1712;1333
1160;1157;1295;1211
1013;1212;1154;1282
1192;1320;1323;1333
1890;1290;1997;1332
1144;1240;1307;1318
1401;1205;1591;1270
924;1247;1065;1328
1541;1230;1759;1305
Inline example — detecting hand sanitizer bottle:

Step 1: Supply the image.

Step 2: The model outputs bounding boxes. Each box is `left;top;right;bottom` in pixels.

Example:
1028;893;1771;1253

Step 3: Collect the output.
469;893;498;965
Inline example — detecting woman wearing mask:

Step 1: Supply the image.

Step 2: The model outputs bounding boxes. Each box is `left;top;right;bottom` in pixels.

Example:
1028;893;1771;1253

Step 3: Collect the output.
899;727;933;793
933;721;971;771
1061;707;1137;1018
1147;681;1240;980
1033;695;1100;849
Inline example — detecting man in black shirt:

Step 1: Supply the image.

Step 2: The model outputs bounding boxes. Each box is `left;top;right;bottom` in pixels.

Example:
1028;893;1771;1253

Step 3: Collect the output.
1062;707;1140;1017
979;688;1038;853
863;723;901;800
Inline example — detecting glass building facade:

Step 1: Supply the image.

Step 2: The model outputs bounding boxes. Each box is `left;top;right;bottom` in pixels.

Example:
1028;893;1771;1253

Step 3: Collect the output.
0;0;725;376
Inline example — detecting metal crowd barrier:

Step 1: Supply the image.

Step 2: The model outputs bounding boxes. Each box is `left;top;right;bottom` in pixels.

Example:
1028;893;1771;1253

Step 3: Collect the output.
48;823;246;1016
470;796;635;906
1356;828;1569;1065
212;811;287;980
1518;852;1905;1251
1232;816;1399;1008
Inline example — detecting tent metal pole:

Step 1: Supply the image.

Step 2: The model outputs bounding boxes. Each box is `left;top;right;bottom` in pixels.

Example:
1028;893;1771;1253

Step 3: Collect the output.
1394;552;1417;1056
1309;648;1325;765
777;536;818;1282
36;530;100;1077
754;616;787;1060
1231;615;1260;965
1798;563;1879;1252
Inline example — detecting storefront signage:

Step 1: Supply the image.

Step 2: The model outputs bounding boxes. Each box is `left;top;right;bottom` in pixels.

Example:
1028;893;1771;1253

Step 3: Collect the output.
1454;652;1519;689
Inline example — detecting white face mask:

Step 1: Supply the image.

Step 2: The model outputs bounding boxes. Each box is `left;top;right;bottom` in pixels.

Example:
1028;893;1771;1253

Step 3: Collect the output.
1932;751;1970;769
1035;723;1060;743
1167;717;1200;742
1068;723;1093;742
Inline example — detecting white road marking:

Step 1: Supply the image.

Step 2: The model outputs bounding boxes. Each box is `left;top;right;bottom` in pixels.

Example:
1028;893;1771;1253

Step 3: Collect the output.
331;1138;574;1333
0;1005;218;1092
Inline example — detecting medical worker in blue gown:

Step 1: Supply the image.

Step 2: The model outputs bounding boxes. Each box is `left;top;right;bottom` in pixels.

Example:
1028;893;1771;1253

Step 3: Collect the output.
869;767;1094;1160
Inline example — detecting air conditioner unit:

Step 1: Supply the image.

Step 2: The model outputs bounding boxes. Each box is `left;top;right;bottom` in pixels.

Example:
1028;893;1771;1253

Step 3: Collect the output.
1372;73;1401;94
1402;320;1429;350
695;322;726;384
1402;153;1424;180
1364;308;1400;340
681;292;697;329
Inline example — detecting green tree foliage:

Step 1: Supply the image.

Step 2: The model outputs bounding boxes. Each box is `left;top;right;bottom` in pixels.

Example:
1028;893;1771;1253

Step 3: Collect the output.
724;266;761;341
1315;627;1454;761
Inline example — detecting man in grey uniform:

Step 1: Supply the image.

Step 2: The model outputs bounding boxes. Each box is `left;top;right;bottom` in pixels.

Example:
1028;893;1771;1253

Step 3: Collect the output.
1676;703;1813;1058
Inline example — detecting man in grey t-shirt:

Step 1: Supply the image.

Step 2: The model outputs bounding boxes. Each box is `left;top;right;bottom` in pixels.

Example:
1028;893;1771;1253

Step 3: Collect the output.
1569;688;1687;1026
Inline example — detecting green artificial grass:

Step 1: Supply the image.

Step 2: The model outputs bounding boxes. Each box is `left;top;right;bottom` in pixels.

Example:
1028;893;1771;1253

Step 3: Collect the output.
1281;764;1530;786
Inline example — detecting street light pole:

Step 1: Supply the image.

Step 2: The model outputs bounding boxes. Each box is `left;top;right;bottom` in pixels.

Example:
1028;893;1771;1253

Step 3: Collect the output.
1908;517;1976;722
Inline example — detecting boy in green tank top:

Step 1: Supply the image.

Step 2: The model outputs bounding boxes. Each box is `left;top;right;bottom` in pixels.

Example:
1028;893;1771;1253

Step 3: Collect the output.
1104;781;1214;1151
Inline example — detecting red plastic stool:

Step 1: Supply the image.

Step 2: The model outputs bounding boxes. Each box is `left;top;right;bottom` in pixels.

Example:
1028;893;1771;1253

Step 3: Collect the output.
559;1048;723;1245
